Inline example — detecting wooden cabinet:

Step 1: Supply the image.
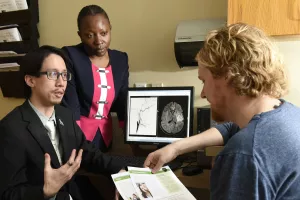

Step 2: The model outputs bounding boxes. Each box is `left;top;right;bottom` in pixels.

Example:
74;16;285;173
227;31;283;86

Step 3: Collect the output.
228;0;300;36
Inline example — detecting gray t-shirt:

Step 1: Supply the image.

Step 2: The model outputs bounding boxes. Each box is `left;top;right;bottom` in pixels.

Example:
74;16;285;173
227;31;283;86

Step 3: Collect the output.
212;100;300;200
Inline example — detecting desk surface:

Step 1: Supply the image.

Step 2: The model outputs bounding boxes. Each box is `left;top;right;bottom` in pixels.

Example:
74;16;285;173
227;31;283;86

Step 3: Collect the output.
175;168;210;189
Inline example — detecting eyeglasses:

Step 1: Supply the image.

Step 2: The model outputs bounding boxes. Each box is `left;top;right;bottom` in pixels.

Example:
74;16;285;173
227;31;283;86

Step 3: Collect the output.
39;71;72;81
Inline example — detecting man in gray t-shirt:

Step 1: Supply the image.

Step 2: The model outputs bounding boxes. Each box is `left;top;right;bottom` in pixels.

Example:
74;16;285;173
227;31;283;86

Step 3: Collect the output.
212;100;300;199
144;23;300;199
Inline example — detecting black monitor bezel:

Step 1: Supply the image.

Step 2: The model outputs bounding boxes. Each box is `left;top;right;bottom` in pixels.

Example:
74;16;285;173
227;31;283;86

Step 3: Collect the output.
124;86;194;145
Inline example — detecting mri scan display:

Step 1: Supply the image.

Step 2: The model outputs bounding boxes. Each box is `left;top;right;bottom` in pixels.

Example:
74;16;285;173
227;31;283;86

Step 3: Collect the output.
128;95;188;139
161;102;184;134
126;87;193;144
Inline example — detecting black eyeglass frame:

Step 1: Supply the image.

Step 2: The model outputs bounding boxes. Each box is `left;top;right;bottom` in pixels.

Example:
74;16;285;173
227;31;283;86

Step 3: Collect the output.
38;71;72;81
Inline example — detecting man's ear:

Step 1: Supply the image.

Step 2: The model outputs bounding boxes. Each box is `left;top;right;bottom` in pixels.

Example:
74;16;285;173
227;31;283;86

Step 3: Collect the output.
24;75;35;88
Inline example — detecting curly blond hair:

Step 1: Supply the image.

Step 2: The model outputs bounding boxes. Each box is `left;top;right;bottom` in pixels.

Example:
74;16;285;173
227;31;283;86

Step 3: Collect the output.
196;23;288;98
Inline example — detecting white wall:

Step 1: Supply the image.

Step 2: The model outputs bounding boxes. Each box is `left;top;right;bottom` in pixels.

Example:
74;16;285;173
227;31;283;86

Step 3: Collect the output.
273;37;300;106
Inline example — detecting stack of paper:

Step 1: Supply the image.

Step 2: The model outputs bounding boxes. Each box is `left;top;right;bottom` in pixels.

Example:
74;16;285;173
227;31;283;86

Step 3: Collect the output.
0;0;28;12
0;50;17;56
0;62;19;71
0;25;22;42
15;0;28;10
112;166;196;200
0;51;23;71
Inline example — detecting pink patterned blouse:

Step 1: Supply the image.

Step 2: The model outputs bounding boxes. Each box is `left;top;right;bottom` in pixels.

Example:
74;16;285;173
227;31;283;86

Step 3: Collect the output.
76;64;115;147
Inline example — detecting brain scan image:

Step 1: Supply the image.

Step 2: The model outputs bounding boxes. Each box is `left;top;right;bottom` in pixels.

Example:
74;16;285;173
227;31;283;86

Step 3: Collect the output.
160;102;184;134
157;95;188;138
127;94;189;139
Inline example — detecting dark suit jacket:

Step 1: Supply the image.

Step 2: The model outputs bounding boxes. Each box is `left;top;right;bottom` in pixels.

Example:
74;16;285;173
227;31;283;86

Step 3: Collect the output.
0;101;124;200
62;44;129;121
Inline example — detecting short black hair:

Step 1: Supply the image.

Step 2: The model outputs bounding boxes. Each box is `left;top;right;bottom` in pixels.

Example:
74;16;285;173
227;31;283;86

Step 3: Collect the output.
77;5;110;30
19;45;70;98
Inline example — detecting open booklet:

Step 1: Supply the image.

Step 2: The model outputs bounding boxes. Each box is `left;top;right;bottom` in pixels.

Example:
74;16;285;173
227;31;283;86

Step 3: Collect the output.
112;166;196;200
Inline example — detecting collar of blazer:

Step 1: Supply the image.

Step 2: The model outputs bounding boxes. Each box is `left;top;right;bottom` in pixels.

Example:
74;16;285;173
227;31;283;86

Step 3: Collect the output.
20;100;72;168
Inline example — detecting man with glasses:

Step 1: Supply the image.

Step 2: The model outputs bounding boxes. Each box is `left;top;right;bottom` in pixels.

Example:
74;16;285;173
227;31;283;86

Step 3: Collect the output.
0;46;124;200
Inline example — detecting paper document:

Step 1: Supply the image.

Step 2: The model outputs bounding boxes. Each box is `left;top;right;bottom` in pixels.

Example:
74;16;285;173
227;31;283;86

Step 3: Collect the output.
112;166;196;200
0;24;18;30
0;0;18;12
0;27;22;42
112;172;143;200
0;63;19;72
15;0;27;10
0;63;19;68
0;51;17;57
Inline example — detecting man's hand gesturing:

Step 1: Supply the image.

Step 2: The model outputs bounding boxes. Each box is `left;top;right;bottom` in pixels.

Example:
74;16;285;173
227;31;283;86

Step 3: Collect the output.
43;149;83;198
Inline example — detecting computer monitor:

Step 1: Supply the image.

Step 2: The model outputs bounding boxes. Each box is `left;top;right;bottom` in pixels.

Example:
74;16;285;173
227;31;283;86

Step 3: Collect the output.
125;86;194;145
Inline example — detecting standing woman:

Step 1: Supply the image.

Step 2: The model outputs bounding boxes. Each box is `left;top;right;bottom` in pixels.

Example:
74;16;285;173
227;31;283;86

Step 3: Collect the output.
62;5;128;152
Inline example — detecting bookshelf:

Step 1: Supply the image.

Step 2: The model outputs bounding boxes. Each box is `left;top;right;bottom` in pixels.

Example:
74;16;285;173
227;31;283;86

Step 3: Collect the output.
0;0;39;98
